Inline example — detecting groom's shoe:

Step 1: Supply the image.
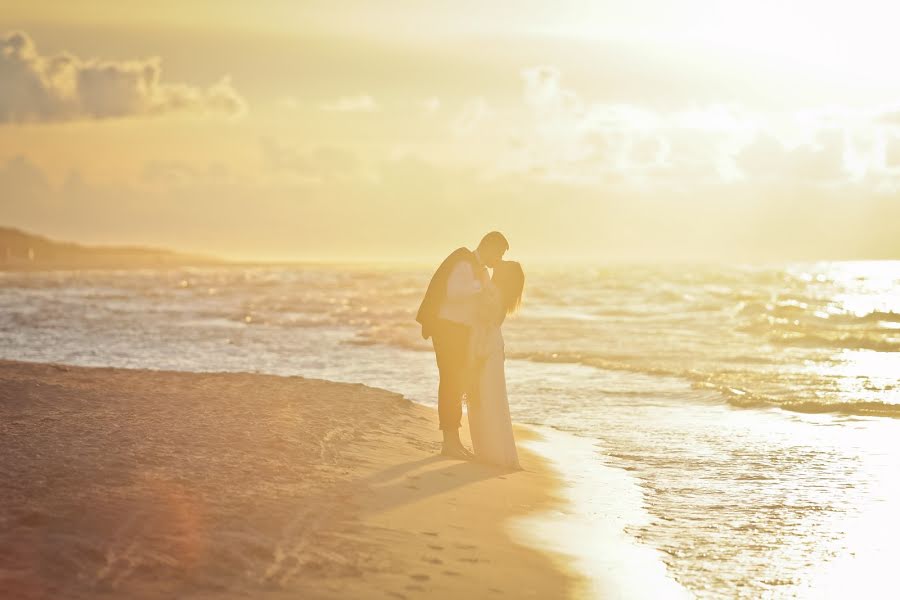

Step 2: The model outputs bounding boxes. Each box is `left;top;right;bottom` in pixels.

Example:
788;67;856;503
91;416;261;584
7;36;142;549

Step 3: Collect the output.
441;443;475;461
457;445;475;460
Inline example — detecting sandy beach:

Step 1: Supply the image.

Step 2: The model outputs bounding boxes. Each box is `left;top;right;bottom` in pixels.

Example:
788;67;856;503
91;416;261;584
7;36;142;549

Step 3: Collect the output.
0;359;578;599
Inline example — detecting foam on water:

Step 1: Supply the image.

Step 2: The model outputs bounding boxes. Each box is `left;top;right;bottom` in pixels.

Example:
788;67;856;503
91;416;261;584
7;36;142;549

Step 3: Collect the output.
513;426;691;600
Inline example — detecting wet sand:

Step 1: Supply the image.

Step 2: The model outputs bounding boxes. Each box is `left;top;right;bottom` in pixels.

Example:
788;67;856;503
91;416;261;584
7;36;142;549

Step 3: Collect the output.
0;360;578;599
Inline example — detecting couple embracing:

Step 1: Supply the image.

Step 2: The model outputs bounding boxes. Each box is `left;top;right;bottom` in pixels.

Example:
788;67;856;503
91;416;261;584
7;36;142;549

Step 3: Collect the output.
416;232;524;469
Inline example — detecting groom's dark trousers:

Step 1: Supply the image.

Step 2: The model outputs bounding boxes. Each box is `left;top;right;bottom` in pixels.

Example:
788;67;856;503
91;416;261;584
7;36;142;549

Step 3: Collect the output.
432;318;470;431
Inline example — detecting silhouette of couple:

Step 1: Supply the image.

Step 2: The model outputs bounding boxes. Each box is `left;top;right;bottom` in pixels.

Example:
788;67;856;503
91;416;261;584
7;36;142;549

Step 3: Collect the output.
416;232;524;468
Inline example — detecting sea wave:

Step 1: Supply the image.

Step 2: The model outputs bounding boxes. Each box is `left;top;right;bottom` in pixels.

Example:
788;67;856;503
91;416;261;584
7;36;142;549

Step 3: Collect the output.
3;261;897;421
739;301;900;327
734;300;900;352
767;331;900;352
702;384;900;418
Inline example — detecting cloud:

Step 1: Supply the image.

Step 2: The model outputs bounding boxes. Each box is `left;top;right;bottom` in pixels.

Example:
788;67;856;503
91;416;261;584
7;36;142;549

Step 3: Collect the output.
260;138;359;181
141;160;232;186
4;151;900;261
275;95;300;110
421;96;441;115
886;137;900;169
0;30;245;123
0;155;53;228
877;107;900;126
320;94;377;112
0;154;49;194
507;66;900;187
452;97;490;136
505;67;679;183
734;130;845;182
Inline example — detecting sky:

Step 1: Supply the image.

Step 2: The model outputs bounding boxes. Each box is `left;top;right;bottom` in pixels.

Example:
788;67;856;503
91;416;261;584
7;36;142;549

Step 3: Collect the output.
2;0;900;262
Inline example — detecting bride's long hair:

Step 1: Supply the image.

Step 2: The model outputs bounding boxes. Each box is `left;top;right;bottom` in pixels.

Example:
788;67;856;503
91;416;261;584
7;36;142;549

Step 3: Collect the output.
493;260;525;315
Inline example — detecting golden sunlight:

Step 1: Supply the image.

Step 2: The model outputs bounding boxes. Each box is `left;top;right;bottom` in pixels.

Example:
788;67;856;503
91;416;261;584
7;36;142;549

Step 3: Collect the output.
1;2;898;599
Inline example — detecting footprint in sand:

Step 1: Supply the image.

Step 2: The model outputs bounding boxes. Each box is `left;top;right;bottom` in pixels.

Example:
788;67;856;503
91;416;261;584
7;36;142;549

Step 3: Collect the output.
409;574;430;582
490;588;504;594
421;531;439;537
422;556;443;565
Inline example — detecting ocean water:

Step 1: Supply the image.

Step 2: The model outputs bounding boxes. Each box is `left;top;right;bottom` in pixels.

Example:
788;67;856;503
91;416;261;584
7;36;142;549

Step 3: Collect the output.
2;261;899;598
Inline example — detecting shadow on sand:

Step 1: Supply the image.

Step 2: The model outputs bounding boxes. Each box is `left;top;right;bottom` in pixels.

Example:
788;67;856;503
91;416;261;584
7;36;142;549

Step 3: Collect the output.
364;455;519;514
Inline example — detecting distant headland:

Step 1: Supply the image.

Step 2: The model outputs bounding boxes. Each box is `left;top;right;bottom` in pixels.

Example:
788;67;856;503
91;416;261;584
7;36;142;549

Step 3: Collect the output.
0;227;225;270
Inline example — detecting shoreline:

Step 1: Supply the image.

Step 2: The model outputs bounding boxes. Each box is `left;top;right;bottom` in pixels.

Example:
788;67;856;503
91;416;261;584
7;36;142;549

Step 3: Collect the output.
515;428;690;599
0;359;582;599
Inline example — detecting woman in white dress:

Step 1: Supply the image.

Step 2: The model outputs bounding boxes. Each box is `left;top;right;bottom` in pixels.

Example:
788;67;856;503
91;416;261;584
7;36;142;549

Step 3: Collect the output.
466;260;525;470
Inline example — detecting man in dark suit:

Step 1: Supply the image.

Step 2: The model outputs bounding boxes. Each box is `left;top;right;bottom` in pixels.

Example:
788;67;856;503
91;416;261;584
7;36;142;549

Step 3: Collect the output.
416;232;509;459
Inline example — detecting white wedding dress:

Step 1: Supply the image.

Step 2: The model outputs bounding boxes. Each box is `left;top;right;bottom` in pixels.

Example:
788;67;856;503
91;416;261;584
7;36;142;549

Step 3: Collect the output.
467;283;521;470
